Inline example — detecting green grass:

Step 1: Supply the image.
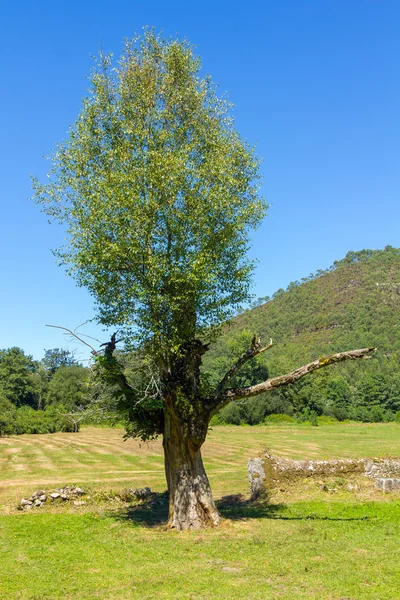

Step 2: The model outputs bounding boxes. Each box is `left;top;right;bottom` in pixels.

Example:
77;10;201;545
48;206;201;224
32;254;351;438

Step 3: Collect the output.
1;502;400;599
1;424;400;598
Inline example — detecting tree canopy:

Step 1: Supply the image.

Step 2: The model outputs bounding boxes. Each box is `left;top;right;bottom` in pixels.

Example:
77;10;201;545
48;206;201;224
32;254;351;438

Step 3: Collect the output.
33;30;266;361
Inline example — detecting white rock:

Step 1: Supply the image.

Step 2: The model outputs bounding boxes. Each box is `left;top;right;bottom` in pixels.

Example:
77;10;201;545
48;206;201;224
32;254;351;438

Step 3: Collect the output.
50;492;61;499
21;499;33;506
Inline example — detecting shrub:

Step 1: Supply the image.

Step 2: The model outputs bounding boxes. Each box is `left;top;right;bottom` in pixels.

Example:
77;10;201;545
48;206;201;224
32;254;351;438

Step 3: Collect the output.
0;405;78;436
209;414;221;426
218;402;243;425
297;408;319;426
264;414;296;425
316;415;339;425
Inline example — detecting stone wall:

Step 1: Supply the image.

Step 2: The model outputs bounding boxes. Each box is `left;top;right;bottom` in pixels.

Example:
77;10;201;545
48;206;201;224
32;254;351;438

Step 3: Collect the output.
248;452;400;499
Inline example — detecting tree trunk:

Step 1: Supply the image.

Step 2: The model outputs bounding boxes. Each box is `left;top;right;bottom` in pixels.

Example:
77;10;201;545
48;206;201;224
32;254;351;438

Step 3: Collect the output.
163;409;220;531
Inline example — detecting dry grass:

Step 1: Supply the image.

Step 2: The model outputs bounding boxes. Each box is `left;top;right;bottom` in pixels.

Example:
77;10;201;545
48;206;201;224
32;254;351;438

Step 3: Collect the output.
2;423;400;511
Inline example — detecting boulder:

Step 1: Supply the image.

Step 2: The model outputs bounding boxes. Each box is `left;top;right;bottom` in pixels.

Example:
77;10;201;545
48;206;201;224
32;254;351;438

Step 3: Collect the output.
20;499;32;506
375;478;400;492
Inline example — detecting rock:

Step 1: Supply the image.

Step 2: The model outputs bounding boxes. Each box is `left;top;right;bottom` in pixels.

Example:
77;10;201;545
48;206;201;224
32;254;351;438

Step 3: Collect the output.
73;500;85;506
39;495;47;502
134;487;152;499
24;504;32;511
21;499;33;506
375;478;400;492
60;494;68;500
34;499;42;507
248;458;266;500
50;492;61;500
74;487;84;495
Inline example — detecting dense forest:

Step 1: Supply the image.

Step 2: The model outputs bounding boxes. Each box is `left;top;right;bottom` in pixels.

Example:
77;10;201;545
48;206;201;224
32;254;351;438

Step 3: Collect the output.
1;246;400;435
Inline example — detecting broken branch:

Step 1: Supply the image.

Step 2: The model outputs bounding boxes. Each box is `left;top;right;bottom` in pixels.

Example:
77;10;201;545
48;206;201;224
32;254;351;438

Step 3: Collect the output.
214;347;376;410
213;335;273;400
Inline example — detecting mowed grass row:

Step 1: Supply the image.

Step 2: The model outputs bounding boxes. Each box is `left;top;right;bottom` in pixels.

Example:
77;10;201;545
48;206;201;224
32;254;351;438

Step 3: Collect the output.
1;424;400;599
1;423;400;508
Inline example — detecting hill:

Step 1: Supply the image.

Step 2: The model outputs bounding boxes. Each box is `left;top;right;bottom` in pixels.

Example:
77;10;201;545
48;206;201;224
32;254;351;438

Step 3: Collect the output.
203;246;400;424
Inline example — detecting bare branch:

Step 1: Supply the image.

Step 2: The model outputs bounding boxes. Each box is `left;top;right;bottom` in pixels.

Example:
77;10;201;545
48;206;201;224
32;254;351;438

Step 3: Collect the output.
46;324;98;355
213;335;273;399
47;324;133;394
214;347;376;410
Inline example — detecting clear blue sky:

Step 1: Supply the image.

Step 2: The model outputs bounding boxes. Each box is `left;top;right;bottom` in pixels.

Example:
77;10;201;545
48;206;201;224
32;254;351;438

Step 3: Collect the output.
1;0;399;361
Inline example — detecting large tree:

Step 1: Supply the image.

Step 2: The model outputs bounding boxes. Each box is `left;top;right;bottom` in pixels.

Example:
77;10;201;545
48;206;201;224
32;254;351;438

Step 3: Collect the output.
0;347;39;408
33;31;375;530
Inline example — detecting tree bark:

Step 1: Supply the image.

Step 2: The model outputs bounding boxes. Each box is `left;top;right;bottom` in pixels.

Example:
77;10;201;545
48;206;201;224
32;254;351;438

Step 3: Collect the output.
163;409;220;531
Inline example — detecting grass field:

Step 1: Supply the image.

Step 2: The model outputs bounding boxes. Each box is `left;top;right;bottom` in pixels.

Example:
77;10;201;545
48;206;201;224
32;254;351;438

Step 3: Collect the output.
1;424;400;599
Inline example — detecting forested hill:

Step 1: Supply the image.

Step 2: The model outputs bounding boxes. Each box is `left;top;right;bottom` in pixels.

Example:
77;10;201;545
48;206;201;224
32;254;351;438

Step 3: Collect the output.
204;247;400;423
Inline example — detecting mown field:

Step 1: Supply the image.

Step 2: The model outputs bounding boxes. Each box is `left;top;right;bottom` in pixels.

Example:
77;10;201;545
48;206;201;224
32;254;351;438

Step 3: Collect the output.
1;424;400;599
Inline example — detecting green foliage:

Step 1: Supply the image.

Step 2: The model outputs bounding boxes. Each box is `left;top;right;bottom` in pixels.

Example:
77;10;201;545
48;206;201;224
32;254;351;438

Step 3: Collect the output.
0;404;77;436
42;348;78;374
205;247;400;424
0;348;92;435
33;30;266;363
46;365;90;411
264;413;297;424
0;347;39;408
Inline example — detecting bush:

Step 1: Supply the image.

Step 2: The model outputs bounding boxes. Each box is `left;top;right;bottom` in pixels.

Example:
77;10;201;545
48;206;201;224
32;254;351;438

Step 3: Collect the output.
0;405;78;436
384;410;395;422
209;414;221;426
264;414;296;425
317;415;339;426
297;409;319;426
218;402;243;425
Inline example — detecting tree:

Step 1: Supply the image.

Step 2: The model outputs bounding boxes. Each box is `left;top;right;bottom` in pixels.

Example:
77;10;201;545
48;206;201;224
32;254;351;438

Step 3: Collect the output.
33;31;375;530
46;365;89;411
42;348;78;374
0;347;39;408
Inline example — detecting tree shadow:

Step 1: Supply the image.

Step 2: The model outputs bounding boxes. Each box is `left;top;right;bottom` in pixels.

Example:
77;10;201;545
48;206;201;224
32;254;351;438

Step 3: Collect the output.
111;491;169;528
216;494;284;520
217;494;371;522
109;491;371;528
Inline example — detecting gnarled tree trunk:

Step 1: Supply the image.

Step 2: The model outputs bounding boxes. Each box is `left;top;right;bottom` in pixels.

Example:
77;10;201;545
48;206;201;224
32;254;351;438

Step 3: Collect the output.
163;409;220;531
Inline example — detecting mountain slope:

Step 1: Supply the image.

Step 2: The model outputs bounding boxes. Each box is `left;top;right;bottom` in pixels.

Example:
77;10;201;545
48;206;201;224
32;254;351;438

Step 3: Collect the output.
204;247;400;422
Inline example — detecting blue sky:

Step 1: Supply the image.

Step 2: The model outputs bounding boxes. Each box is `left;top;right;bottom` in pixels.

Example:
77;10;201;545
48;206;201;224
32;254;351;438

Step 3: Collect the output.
1;0;399;361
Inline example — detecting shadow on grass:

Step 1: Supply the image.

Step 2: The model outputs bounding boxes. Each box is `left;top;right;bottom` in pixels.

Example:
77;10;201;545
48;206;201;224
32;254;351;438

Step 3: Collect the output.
110;492;371;528
111;491;169;527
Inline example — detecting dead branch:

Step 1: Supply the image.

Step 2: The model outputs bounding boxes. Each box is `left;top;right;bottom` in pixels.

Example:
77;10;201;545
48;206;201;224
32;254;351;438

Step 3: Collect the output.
213;335;273;399
214;347;376;411
46;324;98;355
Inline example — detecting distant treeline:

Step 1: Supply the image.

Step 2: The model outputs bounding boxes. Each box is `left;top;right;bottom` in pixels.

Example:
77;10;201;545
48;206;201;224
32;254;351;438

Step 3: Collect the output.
2;247;400;433
0;348;91;435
